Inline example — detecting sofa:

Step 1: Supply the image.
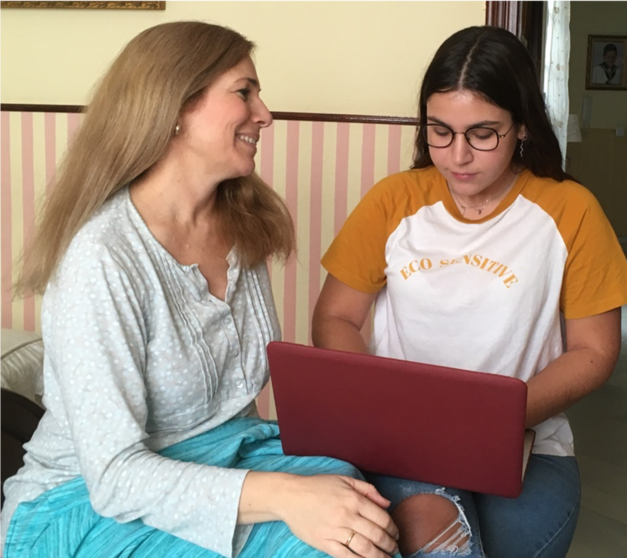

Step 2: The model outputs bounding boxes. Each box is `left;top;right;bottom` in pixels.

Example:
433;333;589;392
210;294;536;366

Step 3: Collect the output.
1;329;46;505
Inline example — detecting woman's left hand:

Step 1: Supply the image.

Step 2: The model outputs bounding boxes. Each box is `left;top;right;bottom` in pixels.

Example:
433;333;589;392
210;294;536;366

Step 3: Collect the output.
239;471;400;558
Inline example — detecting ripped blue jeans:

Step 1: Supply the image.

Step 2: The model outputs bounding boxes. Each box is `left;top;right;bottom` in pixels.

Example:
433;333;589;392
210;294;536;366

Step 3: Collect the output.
367;454;580;558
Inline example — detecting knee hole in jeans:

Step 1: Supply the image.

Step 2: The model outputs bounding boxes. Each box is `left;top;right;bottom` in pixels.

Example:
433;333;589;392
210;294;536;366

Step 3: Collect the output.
391;492;472;556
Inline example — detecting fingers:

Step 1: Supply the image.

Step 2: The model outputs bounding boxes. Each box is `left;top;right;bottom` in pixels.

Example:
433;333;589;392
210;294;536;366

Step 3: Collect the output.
342;478;399;542
278;474;400;558
358;498;399;541
349;517;399;555
349;477;392;509
347;531;398;558
327;528;398;558
334;476;399;555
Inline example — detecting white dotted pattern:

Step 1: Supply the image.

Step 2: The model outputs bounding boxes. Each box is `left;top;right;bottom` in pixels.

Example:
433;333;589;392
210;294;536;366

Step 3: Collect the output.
2;187;282;557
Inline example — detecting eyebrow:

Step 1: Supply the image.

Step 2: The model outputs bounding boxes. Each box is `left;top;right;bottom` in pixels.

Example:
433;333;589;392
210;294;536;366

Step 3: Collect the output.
427;116;502;128
236;77;260;88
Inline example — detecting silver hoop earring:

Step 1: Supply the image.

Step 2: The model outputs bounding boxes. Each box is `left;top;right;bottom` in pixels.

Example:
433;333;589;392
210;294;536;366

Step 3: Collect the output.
174;123;181;136
519;135;528;158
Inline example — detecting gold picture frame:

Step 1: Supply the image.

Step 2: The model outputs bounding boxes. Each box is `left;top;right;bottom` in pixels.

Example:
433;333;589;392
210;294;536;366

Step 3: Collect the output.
585;35;627;91
1;1;165;9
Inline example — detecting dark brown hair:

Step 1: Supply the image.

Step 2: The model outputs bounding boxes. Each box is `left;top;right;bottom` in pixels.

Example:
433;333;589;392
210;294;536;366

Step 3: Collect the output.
413;25;571;182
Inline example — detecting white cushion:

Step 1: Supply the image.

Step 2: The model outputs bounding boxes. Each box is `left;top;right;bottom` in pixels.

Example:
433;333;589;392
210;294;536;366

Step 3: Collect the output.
1;328;45;405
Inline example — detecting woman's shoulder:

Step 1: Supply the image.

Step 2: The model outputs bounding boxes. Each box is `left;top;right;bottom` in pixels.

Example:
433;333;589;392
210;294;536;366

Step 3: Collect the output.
366;167;445;205
340;167;446;236
77;186;129;231
372;166;441;188
56;188;146;280
520;171;601;212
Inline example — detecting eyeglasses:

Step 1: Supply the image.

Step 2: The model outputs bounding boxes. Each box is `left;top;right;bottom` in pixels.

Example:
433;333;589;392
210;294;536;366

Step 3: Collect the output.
424;123;516;151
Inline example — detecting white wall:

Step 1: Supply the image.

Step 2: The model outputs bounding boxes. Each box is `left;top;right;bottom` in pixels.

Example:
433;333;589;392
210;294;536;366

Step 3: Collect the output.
1;1;485;116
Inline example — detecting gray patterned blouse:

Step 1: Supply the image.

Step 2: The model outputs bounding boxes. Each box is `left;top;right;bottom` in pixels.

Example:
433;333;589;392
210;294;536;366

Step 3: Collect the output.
2;187;281;557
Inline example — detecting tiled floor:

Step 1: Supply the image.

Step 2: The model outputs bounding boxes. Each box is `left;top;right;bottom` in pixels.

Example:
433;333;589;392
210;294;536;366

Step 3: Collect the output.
565;306;627;557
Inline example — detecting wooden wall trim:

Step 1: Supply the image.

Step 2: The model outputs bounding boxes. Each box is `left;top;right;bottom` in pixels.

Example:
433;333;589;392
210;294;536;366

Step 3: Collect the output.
0;104;419;126
272;111;417;126
485;1;523;36
1;103;83;114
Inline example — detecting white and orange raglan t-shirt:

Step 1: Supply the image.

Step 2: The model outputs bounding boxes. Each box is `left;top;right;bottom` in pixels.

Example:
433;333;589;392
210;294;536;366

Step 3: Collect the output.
322;166;627;457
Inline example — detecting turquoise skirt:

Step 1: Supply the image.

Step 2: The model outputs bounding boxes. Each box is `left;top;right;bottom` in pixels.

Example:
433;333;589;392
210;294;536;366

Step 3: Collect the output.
5;417;379;558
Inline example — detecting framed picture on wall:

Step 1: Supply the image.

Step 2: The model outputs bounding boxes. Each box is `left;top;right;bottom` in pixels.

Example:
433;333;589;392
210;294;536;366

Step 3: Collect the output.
585;35;627;90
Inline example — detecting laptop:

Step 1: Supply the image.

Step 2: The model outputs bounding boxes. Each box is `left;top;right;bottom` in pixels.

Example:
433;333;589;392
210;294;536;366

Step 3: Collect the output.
267;341;535;498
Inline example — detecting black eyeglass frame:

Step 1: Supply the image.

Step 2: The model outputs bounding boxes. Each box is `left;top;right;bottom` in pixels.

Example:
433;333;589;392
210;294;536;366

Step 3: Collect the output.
424;122;517;152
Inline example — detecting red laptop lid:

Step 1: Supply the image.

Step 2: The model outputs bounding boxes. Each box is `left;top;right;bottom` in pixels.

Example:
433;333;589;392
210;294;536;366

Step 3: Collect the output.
267;341;530;498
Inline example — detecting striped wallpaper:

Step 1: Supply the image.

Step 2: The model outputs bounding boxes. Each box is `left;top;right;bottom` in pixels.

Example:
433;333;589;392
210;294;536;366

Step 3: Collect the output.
1;110;417;418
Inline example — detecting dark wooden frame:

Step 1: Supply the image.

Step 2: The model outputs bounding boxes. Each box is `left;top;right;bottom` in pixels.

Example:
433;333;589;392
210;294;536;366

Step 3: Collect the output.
0;1;165;9
485;0;523;36
486;1;545;75
585;35;627;91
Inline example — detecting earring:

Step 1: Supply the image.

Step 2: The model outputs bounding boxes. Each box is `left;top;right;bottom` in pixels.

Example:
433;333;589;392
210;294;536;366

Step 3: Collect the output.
519;134;528;158
174;123;181;136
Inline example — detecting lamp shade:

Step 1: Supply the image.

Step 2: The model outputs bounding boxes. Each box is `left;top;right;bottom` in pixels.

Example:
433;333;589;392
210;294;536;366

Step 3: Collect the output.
567;114;582;142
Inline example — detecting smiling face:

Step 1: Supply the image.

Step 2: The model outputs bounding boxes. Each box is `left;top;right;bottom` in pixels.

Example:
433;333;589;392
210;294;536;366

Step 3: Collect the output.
178;56;272;183
426;90;527;205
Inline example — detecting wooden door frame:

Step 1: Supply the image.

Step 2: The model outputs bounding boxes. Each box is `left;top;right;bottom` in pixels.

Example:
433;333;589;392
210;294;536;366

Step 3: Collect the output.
486;0;523;36
486;1;545;75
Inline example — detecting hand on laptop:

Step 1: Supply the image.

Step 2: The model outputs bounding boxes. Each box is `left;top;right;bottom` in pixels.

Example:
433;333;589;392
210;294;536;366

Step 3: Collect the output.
239;471;400;557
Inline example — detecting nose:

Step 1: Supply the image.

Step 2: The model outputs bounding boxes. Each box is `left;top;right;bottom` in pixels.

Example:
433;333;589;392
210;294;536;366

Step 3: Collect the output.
253;97;273;129
449;132;473;166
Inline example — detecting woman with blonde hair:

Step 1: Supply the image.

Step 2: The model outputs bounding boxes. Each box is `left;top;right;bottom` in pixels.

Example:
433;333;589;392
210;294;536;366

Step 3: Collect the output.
3;21;400;558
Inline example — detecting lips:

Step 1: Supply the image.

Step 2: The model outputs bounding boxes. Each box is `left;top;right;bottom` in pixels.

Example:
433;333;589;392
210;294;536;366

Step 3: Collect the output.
450;172;478;181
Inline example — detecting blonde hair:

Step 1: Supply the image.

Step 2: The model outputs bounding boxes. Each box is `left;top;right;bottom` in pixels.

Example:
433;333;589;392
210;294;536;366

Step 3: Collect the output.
17;21;294;296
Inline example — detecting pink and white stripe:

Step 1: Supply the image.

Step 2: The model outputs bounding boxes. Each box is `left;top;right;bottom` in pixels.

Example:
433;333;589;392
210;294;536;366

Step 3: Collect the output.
1;110;417;418
2;112;13;329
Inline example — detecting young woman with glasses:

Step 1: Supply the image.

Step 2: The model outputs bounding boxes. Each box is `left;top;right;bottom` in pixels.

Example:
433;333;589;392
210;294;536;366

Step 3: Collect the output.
313;26;627;558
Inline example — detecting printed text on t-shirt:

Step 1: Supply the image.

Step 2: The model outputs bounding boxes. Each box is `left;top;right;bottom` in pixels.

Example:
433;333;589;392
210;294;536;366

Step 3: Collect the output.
399;253;518;288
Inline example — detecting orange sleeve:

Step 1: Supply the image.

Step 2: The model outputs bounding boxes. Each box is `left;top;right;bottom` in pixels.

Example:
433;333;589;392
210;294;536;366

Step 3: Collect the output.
321;178;393;294
558;183;627;319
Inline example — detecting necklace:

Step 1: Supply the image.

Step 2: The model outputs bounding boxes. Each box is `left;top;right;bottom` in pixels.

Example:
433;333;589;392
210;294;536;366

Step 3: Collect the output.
453;195;491;216
450;175;518;217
